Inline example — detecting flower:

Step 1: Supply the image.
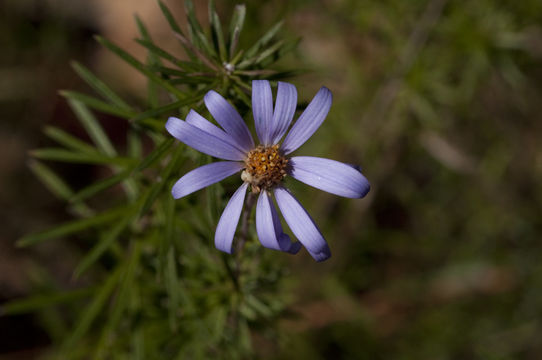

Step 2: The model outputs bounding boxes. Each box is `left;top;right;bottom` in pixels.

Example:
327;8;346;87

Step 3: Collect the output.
165;80;370;262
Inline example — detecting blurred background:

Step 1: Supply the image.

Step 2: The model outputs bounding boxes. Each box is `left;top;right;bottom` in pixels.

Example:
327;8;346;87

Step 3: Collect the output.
2;0;542;358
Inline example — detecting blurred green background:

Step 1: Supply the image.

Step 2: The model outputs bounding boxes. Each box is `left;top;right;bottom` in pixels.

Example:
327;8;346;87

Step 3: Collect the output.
2;0;542;358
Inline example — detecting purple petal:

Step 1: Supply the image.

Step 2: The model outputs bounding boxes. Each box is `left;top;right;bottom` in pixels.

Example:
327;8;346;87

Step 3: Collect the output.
289;156;370;198
271;82;297;145
280;87;332;154
273;187;331;262
252;80;273;145
307;246;331;262
256;191;301;254
215;183;248;254
166;117;245;161
185;110;244;151
171;161;244;199
204;90;254;152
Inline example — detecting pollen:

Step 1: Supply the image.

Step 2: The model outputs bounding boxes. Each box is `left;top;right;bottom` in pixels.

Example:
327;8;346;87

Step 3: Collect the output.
241;144;288;193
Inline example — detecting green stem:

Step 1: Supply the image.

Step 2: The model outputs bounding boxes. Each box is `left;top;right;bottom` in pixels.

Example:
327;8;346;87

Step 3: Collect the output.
233;191;257;287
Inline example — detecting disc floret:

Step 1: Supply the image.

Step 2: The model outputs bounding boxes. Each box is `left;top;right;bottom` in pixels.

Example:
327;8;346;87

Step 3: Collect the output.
241;144;288;192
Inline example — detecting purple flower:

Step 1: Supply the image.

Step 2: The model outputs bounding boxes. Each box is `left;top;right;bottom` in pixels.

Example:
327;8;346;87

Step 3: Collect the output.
165;80;370;262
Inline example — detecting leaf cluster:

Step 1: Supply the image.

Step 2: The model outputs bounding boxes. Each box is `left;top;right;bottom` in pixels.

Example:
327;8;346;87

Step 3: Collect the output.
4;1;301;358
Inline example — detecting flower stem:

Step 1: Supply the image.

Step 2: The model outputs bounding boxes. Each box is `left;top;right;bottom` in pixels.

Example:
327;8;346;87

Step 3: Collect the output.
233;191;257;284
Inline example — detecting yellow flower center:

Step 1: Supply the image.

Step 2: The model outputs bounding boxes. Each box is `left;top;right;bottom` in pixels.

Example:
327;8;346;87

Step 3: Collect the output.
241;144;288;193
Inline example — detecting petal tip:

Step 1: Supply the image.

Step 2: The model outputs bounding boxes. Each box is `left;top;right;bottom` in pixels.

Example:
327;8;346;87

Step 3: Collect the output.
359;183;370;198
171;187;182;200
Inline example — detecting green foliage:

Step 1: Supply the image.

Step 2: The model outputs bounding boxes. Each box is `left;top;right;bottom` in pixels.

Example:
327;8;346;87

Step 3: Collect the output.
7;1;299;358
5;0;542;359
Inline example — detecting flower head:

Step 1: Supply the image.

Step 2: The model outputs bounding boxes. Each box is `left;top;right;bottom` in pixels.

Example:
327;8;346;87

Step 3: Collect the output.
165;80;370;262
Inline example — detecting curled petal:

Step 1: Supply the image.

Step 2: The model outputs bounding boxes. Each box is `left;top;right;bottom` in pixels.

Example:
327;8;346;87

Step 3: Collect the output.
280;87;332;154
256;191;301;254
252;80;273;145
185;110;244;151
166;117;245;160
171;161;244;199
204;90;254;152
215;183;248;254
289;156;370;198
271;81;297;144
273;187;331;262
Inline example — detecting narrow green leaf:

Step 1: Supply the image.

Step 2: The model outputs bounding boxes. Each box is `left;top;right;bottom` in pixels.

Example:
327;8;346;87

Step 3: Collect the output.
153;65;190;77
95;35;185;99
127;130;142;158
158;0;183;34
130;95;203;124
135;15;161;108
121;131;142;201
245;294;273;317
68;99;117;156
70;169;133;203
28;160;93;217
137;118;168;132
1;288;95;315
17;205;130;247
184;0;208;51
31;148;134;166
157;0;196;61
209;0;227;62
230;48;245;66
168;76;217;85
134;14;150;39
244;20;283;59
44;126;98;154
165;247;181;331
266;68;308;80
210;307;228;342
205;155;223;224
138;145;184;216
37;307;68;342
136;39;184;68
231;83;251;107
132;328;145;360
275;36;301;59
71;61;132;110
60;91;135;118
195;30;218;58
173;31;219;71
60;267;121;353
255;39;286;64
238;40;285;69
73;212;134;278
239;317;253;354
28;160;75;201
93;242;141;360
228;5;246;57
229;26;241;61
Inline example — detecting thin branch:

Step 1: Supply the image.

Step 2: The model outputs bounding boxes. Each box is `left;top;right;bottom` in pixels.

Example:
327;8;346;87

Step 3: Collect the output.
173;31;219;71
